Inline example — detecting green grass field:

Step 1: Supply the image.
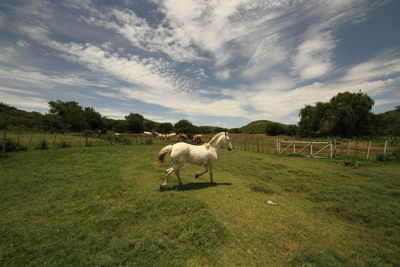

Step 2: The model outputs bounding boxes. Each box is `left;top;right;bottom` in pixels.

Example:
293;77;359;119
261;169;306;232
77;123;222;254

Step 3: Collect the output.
1;144;399;266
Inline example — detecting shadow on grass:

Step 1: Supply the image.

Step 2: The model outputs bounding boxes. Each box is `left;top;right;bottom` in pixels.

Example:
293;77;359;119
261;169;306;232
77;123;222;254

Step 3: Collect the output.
160;182;232;192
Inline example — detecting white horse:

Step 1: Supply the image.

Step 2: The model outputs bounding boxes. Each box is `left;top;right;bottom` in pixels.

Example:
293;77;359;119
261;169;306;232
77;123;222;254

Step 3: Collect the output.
155;132;233;188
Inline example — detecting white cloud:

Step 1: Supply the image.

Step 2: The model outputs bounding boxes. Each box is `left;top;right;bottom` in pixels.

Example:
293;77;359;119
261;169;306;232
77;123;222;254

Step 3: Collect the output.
341;49;400;82
293;32;336;80
0;67;111;89
96;108;126;119
0;91;49;111
215;70;230;81
17;40;31;48
0;86;41;96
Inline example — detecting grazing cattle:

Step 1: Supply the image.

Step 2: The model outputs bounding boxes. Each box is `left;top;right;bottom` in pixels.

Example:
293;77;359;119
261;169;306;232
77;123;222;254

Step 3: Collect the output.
192;134;202;144
155;132;233;188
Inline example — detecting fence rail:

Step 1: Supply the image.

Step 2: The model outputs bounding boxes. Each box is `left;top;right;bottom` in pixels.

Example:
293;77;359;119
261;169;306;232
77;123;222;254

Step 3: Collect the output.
2;131;399;161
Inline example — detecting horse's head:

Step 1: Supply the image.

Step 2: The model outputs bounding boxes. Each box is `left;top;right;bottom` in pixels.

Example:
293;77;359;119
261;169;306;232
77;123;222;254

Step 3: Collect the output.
224;132;233;151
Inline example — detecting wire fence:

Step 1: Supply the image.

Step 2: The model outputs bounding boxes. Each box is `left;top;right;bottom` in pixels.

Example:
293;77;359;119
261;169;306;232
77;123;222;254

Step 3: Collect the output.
2;131;399;162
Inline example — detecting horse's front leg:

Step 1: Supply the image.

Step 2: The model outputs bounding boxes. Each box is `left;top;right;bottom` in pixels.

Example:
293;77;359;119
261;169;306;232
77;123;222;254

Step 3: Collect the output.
195;165;208;179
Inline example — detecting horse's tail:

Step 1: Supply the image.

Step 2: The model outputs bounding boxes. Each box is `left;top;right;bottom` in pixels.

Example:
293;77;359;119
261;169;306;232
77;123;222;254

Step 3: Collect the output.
154;144;173;168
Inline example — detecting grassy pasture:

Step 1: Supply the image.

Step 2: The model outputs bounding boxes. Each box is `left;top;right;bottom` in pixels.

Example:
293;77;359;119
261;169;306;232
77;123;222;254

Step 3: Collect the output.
1;143;399;266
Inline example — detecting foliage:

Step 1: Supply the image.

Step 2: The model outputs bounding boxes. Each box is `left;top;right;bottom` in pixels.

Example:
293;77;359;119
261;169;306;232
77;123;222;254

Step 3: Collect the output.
125;113;144;133
143;119;157;131
0;103;47;131
298;91;377;138
240;120;297;135
265;122;285;136
35;139;49;150
390;146;400;162
1;138;27;152
156;122;174;133
174;119;196;134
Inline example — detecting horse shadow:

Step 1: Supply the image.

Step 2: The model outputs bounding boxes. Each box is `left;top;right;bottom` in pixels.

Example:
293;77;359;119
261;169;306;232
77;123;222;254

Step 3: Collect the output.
159;182;232;192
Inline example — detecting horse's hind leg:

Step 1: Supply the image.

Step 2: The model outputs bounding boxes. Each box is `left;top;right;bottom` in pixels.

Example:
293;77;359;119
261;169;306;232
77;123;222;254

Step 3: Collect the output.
161;167;174;188
175;169;183;186
161;164;182;188
209;165;214;183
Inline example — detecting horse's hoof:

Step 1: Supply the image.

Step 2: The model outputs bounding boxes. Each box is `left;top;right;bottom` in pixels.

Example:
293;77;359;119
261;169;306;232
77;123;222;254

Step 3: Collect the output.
195;174;199;179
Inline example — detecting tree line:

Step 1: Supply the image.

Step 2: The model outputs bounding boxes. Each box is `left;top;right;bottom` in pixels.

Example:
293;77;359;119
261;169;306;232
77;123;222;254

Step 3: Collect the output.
1;91;399;137
0;100;227;134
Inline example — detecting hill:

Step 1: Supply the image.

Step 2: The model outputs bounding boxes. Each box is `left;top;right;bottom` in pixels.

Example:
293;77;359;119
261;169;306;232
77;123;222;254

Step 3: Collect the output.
239;120;296;135
239;120;275;134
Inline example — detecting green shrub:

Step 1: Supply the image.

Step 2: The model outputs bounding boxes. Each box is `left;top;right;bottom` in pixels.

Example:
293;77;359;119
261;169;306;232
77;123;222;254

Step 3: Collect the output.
35;139;49;150
144;138;154;145
1;138;27;152
116;136;133;145
376;153;386;162
58;141;71;148
390;147;400;162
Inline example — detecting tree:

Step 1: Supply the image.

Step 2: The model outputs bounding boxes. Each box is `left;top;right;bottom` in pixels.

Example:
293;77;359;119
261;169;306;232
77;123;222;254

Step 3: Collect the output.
174;119;195;134
329;91;374;137
266;123;284;136
144;120;157;131
156;122;174;133
298;91;375;137
48;100;87;131
83;107;103;130
125;113;144;133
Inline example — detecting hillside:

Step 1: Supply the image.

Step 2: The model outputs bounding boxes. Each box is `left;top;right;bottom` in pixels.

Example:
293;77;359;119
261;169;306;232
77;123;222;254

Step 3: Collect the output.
239;120;292;134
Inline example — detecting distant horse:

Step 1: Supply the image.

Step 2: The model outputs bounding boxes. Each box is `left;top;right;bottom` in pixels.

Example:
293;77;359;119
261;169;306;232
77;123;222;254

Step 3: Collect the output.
155;132;233;188
167;133;177;140
192;134;202;144
177;133;188;140
143;131;153;137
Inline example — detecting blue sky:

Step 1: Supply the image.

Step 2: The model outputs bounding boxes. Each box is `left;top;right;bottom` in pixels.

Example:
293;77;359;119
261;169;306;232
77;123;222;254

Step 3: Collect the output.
0;0;399;128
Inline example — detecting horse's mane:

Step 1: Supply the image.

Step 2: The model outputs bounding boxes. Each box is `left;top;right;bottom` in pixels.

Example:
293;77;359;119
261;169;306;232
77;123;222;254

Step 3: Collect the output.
208;132;225;146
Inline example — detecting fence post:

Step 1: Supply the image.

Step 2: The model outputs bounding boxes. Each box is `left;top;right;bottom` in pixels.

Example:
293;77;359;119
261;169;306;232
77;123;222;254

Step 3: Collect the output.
16;132;21;150
367;140;371;160
53;133;57;149
384;140;388;157
333;139;337;158
2;129;6;153
278;140;281;154
256;139;259;153
330;142;333;159
310;142;313;157
293;140;296;154
347;140;351;156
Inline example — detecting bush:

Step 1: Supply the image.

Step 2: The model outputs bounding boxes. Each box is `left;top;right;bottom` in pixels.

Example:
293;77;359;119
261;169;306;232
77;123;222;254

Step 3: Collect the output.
115;136;133;145
36;139;49;150
58;141;70;148
376;153;386;162
390;147;400;162
144;138;154;145
1;138;27;152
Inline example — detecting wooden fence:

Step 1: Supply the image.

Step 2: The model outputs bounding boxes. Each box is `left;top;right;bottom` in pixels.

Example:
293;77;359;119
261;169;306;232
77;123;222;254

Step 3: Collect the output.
232;135;398;160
